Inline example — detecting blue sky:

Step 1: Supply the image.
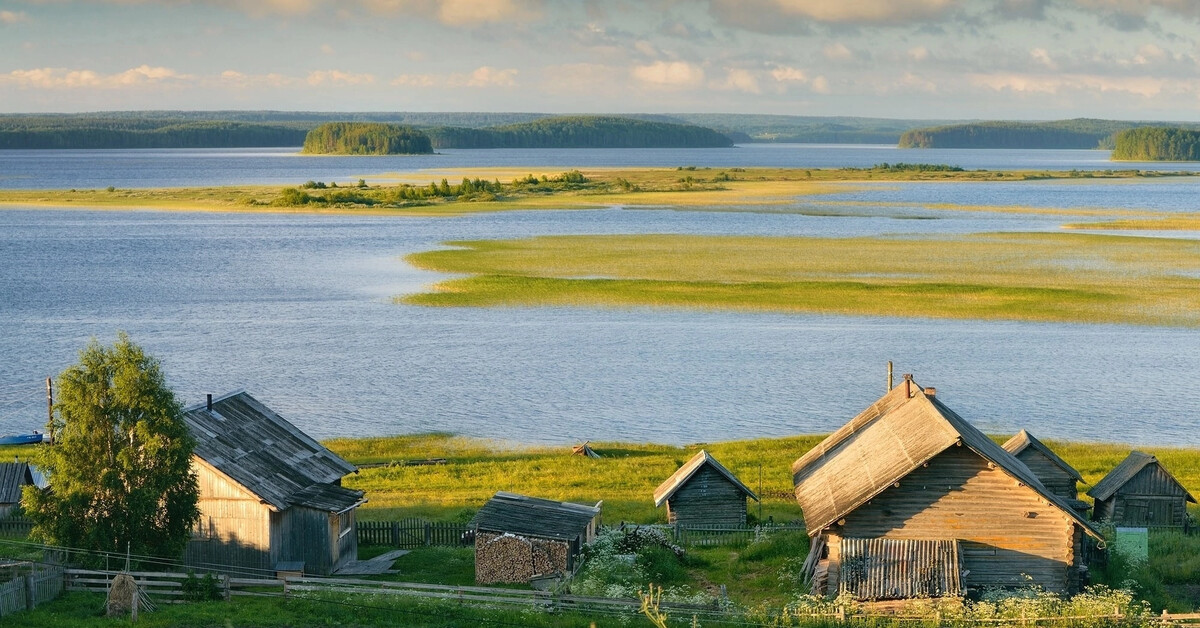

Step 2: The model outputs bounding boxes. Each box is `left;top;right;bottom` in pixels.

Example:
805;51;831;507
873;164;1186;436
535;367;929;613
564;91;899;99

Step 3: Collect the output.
2;0;1200;119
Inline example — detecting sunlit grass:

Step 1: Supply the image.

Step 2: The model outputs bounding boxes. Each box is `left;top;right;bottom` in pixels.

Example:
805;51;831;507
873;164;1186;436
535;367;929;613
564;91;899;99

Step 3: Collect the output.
402;232;1200;327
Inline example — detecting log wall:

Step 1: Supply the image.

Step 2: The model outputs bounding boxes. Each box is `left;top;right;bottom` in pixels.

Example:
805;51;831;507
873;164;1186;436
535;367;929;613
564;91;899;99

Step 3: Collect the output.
1104;464;1189;529
666;466;748;526
1014;449;1078;501
828;446;1081;595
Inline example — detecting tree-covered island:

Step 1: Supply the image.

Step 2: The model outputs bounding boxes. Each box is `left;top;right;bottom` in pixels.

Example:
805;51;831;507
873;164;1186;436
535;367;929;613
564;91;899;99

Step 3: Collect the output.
301;122;434;155
1111;127;1200;161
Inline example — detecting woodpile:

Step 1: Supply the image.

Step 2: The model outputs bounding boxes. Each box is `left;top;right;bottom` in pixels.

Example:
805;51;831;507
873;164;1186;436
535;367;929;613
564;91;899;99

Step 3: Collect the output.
475;532;569;584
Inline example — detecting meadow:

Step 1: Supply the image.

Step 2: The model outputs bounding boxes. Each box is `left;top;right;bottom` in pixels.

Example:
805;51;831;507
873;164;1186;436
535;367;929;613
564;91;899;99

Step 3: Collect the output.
402;232;1200;327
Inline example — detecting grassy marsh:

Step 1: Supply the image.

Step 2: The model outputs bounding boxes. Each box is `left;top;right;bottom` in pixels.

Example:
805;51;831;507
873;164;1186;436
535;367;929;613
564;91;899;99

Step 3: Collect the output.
402;233;1200;327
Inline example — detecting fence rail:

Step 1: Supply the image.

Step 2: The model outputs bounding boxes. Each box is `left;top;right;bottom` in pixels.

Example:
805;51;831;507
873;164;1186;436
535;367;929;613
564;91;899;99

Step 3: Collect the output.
638;522;807;547
357;519;470;548
0;563;63;617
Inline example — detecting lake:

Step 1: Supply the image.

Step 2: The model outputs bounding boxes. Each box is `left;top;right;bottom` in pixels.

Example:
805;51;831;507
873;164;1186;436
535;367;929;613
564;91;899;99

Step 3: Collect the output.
1;144;1198;446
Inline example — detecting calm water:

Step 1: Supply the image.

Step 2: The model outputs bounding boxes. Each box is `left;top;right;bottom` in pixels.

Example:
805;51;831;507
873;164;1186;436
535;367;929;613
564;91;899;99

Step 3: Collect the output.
1;145;1199;446
4;144;1200;190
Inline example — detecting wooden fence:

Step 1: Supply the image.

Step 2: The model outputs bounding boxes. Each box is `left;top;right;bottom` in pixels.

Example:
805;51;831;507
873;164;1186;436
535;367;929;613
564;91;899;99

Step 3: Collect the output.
65;568;284;602
0;518;33;539
0;563;63;617
357;519;470;548
639;522;806;547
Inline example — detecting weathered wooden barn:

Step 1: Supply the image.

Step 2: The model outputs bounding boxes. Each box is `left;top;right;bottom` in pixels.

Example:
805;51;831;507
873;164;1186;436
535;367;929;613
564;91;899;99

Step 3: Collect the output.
471;492;601;585
653;450;759;526
1088;451;1196;529
792;377;1101;601
1002;430;1090;515
183;391;365;576
0;462;35;518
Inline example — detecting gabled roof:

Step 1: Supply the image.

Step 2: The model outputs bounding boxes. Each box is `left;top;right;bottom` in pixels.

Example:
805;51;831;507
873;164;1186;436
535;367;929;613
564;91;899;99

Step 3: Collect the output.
183;391;363;513
792;379;1100;539
471;492;601;541
653;450;759;507
0;462;33;504
1088;451;1197;503
1002;429;1084;482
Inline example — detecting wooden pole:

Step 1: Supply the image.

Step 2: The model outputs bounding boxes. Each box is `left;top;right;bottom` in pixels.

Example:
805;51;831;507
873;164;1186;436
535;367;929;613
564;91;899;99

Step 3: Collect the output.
887;361;893;392
45;377;54;446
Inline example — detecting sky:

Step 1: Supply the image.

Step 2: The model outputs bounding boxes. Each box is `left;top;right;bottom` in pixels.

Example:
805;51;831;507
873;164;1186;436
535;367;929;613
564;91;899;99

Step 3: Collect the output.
2;0;1200;120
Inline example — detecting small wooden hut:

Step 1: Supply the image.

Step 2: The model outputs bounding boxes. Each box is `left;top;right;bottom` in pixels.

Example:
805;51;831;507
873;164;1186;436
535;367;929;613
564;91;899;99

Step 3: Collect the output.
653;450;759;526
1088;451;1196;529
792;377;1100;600
0;462;35;518
1002;430;1090;515
471;492;601;585
183;391;365;576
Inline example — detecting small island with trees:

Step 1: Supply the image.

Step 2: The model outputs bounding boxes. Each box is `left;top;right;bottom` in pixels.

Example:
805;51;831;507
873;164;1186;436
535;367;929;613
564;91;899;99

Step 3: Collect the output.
1111;127;1200;161
301;122;434;155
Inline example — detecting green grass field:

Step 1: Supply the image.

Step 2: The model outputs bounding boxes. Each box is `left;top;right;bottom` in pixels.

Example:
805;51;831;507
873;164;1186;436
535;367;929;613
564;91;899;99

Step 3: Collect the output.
402;232;1200;327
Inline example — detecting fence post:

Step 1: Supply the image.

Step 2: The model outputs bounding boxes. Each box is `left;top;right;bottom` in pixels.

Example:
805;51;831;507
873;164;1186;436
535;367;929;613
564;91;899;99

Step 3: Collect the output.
391;521;400;547
837;605;846;623
223;574;231;602
23;574;34;611
425;523;432;546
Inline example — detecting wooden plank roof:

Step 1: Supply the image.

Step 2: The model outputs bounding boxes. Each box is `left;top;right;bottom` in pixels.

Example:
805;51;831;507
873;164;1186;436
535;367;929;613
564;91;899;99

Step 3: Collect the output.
183;391;363;513
653;449;759;507
791;379;1101;539
0;462;32;504
1002;429;1084;481
471;492;600;541
1088;451;1197;503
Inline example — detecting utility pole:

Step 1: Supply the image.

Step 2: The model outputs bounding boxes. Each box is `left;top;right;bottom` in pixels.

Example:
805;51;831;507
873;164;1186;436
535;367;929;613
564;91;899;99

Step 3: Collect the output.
45;377;54;445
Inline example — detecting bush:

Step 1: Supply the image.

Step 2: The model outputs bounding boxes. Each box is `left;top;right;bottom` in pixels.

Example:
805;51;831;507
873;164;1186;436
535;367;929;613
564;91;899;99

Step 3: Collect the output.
181;571;222;602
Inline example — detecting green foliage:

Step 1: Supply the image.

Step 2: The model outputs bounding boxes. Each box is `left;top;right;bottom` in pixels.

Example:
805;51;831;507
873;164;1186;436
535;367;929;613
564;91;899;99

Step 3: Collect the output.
1112;127;1200;161
0;117;308;149
868;162;964;172
181;571;222;602
301;122;433;155
426;115;733;149
22;334;200;564
896;118;1181;149
572;527;708;603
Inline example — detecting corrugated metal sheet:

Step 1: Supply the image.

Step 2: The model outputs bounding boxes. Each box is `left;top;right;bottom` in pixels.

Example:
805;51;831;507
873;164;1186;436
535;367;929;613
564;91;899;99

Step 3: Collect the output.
791;380;1100;540
1002;430;1084;481
653;450;758;507
1089;451;1197;503
0;462;32;504
839;538;961;600
471;492;600;541
183;391;362;512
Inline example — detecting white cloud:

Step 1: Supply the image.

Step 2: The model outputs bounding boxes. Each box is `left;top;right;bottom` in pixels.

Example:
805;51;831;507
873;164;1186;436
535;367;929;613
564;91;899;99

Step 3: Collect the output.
0;10;28;24
712;69;761;94
389;66;518;88
306;70;376;86
822;42;854;62
360;0;542;25
631;61;705;88
219;70;296;88
391;74;438;87
908;46;930;61
770;66;808;82
710;0;959;32
1030;48;1055;69
811;75;831;94
1;65;192;89
970;72;1171;97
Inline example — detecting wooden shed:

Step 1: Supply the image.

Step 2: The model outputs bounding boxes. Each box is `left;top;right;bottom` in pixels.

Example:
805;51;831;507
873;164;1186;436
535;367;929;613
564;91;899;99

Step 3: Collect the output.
183;391;365;576
1088;451;1196;529
471;492;601;585
792;377;1101;601
1002;430;1090;516
653;450;759;526
0;462;35;518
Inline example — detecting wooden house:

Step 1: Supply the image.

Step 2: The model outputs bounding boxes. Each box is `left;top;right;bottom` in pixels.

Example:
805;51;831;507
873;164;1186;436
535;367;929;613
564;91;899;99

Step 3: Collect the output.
792;377;1101;601
1088;451;1196;529
0;462;35;518
471;492;601;585
653;450;759;526
183;391;365;576
1002;430;1090;516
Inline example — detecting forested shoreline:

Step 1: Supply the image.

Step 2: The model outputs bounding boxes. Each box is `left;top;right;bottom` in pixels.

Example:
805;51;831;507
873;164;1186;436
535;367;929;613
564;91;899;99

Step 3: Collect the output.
301;122;433;155
1111;127;1200;161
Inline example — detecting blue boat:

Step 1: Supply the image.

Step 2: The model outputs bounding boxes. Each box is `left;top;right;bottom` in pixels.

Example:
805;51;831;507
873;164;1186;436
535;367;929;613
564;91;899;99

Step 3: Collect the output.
0;432;44;446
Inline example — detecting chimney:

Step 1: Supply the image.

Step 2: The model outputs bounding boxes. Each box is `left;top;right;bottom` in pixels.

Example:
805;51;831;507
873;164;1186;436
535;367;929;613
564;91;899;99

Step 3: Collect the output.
925;387;936;397
206;394;212;411
903;373;913;397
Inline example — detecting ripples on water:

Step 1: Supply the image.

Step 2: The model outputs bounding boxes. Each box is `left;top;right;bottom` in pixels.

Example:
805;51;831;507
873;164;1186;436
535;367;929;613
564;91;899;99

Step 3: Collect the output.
1;145;1199;446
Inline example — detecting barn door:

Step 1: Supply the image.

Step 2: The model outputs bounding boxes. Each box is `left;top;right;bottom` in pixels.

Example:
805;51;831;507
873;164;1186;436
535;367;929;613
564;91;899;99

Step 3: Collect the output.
1125;499;1149;525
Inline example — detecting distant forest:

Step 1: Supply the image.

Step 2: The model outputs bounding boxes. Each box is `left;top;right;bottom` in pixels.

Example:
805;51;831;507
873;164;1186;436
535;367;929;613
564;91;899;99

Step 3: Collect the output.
426;116;732;149
897;119;1200;150
0;119;308;149
302;123;433;155
1111;127;1200;161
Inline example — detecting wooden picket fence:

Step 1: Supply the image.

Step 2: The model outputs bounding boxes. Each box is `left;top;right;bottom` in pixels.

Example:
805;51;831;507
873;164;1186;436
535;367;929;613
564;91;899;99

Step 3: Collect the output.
357;519;470;548
0;563;63;617
640;522;806;547
0;518;33;539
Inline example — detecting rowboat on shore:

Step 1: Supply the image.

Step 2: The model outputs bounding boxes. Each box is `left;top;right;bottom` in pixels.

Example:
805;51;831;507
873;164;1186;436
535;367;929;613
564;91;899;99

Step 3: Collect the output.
0;432;44;446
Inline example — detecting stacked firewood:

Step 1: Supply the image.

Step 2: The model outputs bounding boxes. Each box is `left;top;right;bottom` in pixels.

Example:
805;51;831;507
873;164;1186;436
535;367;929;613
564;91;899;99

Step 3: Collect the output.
475;532;535;583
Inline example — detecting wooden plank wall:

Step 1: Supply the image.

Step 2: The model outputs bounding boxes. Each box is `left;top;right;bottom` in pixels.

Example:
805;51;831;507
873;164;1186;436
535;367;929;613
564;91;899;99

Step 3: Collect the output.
185;461;273;574
832;446;1079;594
1015;450;1078;500
667;466;748;526
1109;464;1189;528
276;506;337;575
